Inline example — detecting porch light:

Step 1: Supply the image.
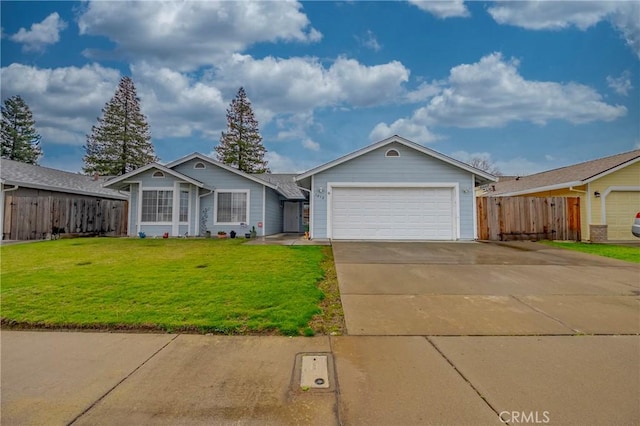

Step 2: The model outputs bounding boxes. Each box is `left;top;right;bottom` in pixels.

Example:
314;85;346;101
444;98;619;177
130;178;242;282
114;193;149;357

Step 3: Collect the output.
594;191;601;198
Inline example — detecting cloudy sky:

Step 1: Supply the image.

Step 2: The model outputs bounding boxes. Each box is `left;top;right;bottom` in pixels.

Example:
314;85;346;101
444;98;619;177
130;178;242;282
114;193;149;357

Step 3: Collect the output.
1;1;638;175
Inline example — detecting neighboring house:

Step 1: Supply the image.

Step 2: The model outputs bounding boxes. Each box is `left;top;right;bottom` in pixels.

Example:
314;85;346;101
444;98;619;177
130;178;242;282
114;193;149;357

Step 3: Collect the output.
484;149;640;241
1;158;128;240
103;153;307;238
296;136;495;240
105;136;496;241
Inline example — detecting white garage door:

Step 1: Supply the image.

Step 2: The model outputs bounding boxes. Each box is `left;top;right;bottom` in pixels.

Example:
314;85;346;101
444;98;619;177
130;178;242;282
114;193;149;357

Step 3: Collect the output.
330;187;456;240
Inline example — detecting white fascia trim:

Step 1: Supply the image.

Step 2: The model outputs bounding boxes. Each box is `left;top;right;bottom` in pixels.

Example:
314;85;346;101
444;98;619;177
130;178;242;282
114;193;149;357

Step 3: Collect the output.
165;153;279;191
583;156;640;184
471;175;478;240
296;135;496;182
601;186;640;224
213;189;251;226
493;181;584;197
328;182;459;188
104;163;204;189
2;180;126;200
262;186;266;236
310;175;315;239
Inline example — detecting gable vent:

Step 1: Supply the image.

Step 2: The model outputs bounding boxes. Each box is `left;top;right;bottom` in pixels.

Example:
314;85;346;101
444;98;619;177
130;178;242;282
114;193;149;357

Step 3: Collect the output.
385;149;400;157
152;171;165;178
194;162;206;169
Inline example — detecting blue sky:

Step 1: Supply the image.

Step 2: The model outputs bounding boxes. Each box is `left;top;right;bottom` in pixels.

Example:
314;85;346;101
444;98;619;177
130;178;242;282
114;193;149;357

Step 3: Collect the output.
1;1;638;175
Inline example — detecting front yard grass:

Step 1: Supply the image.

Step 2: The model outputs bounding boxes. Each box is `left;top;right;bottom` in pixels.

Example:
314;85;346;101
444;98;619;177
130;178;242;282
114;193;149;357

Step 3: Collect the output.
541;241;640;263
1;238;341;335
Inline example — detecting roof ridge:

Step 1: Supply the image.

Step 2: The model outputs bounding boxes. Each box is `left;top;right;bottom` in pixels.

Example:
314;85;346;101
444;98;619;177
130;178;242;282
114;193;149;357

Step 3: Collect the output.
517;148;640;179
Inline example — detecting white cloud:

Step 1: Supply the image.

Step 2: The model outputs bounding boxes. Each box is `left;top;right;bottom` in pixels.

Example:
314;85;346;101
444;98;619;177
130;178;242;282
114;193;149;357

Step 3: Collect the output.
0;63;121;145
423;52;625;127
607;71;633;96
369;117;440;144
302;138;320;151
405;81;444;103
487;1;640;57
10;12;67;52
357;30;382;51
77;1;322;70
264;151;318;173
215;54;410;112
370;52;626;143
408;0;470;18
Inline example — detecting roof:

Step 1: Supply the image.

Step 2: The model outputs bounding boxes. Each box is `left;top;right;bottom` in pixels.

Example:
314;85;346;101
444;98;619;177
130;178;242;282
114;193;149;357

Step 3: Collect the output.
102;163;205;190
295;135;497;185
164;153;282;192
253;173;307;200
487;149;640;196
1;158;127;200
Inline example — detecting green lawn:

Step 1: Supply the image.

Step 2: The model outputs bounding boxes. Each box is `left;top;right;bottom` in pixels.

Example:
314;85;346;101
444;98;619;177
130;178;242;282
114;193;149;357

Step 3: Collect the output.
0;238;331;335
541;241;640;263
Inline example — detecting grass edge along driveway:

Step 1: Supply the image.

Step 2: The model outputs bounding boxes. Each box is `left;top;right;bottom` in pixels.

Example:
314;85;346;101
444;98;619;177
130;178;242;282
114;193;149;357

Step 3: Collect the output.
1;238;341;336
541;241;640;263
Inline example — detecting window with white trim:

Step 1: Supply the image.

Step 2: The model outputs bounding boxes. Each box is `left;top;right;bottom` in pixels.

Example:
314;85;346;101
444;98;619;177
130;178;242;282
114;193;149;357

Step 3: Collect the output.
141;190;172;222
216;191;248;224
179;190;189;222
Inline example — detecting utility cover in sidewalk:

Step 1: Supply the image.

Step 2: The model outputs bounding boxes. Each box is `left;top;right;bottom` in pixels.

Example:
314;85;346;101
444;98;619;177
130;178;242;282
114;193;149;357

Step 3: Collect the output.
300;355;330;389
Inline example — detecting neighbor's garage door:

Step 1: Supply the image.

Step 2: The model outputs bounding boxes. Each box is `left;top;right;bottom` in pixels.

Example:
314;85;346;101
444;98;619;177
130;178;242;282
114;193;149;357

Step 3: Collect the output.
330;187;455;240
606;190;640;240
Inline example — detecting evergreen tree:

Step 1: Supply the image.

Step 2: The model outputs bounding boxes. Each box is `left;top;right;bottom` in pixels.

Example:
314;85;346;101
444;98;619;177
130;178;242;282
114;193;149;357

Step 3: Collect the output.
1;95;43;164
216;87;268;173
83;76;157;176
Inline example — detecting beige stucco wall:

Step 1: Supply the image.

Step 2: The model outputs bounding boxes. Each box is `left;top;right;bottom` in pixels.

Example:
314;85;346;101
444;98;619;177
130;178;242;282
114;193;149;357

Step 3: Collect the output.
523;162;640;241
588;161;640;241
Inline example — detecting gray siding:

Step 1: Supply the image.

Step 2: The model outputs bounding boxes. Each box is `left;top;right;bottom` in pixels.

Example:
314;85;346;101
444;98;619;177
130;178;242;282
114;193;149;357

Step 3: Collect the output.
265;188;283;235
311;142;476;240
174;159;267;236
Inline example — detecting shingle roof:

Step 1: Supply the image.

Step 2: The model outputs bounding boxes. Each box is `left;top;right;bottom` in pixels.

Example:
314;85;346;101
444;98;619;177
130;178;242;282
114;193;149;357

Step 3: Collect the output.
253;173;307;200
1;158;127;199
487;149;640;196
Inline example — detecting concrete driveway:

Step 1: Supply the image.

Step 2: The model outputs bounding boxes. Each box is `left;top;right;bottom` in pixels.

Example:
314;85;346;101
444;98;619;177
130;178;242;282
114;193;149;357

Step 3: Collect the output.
333;241;640;336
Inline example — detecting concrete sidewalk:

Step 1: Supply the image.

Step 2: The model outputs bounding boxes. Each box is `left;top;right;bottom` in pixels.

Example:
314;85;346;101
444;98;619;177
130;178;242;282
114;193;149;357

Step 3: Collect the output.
2;331;638;425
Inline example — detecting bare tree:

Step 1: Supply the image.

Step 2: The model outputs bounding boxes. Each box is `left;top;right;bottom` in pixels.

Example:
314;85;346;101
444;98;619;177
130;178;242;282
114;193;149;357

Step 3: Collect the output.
469;156;502;176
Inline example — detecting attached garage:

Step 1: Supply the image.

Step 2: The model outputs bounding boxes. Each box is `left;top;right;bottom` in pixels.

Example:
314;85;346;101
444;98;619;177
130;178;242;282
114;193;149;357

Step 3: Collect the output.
295;136;496;241
330;186;457;240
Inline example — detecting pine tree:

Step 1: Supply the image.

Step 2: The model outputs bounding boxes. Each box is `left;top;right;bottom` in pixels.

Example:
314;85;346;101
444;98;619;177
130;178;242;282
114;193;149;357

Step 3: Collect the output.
216;87;269;173
1;95;43;165
83;76;157;176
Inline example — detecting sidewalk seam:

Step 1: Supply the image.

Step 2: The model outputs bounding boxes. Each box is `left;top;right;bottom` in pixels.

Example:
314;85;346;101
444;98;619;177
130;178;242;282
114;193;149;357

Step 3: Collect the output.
328;335;344;426
66;334;180;426
424;336;507;424
510;295;579;334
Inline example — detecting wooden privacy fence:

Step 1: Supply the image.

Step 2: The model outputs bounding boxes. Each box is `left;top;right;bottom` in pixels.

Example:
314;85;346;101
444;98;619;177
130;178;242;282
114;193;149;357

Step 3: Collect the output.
477;196;581;241
3;195;128;240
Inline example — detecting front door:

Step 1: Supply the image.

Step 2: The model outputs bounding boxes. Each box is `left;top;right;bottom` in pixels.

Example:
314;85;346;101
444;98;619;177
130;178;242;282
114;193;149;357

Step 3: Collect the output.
283;202;300;232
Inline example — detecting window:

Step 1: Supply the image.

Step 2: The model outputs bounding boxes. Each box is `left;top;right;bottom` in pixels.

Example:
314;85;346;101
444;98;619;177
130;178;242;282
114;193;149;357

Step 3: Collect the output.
385;149;400;157
194;162;206;169
179;190;189;222
152;171;165;178
142;190;172;222
216;191;248;224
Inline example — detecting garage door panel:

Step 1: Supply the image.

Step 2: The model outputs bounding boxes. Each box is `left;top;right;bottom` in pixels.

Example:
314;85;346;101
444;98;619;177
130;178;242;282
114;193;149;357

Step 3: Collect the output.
331;187;455;240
